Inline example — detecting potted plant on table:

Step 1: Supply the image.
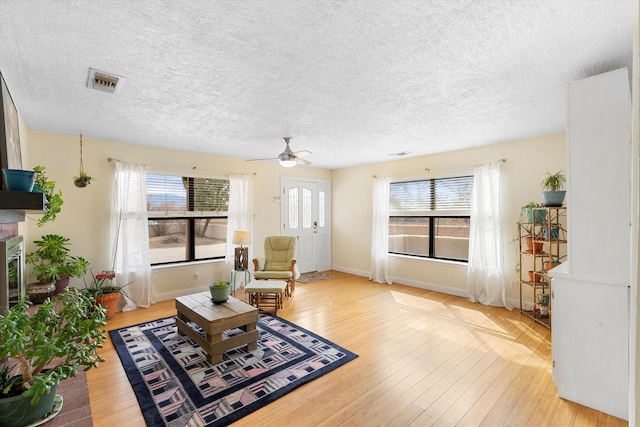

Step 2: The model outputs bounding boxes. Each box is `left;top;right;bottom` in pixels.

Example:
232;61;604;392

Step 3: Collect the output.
541;170;566;207
209;280;231;304
0;288;107;427
25;234;89;296
83;270;132;318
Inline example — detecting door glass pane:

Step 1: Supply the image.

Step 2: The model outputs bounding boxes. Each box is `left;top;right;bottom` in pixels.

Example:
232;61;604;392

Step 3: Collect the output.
194;218;227;258
319;190;325;227
288;188;299;229
148;219;188;263
434;217;470;261
388;217;430;256
303;187;312;228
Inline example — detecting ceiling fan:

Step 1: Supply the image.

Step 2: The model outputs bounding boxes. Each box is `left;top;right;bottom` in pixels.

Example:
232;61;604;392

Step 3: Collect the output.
248;137;312;167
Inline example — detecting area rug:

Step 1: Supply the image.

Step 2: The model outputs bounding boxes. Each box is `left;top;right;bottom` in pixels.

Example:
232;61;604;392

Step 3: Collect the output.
297;271;333;283
109;315;357;427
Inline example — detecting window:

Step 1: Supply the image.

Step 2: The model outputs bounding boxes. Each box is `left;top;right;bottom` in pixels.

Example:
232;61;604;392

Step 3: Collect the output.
389;176;473;261
147;174;229;265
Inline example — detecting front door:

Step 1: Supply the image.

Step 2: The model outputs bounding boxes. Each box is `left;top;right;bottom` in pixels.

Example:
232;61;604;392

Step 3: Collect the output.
281;178;331;273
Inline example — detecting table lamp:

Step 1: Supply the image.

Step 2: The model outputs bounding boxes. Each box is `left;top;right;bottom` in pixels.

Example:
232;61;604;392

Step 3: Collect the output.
232;230;251;270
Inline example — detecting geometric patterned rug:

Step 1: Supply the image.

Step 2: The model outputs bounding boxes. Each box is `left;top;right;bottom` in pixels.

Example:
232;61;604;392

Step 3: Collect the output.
109;315;358;426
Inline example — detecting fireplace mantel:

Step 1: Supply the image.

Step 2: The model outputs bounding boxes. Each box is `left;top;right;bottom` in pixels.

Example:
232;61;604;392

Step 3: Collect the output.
0;191;46;223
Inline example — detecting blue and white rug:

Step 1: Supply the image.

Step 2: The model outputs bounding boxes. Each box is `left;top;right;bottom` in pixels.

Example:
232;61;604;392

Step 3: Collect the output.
110;315;358;426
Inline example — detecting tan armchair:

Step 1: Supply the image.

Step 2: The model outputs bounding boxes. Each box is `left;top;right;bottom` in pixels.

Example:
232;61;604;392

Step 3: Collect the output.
252;236;300;298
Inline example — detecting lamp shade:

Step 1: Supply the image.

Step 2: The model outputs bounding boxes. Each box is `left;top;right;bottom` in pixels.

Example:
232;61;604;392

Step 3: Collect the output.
232;230;251;246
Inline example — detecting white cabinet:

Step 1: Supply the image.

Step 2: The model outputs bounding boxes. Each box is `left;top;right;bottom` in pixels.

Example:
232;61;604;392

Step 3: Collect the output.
549;68;630;420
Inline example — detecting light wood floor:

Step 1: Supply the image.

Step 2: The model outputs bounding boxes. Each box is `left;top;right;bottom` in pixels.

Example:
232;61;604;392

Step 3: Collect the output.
87;271;628;426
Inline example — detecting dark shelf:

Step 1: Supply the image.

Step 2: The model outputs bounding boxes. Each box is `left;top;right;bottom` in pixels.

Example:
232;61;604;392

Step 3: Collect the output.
0;191;46;211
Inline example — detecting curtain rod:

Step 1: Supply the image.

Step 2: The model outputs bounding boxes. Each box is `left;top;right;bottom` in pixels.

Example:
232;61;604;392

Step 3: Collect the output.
107;157;257;175
373;158;507;178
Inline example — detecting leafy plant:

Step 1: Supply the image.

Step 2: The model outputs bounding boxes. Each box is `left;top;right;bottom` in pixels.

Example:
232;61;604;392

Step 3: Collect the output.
33;165;63;226
0;288;107;404
83;270;133;299
541;170;566;191
25;234;89;283
214;280;229;287
73;170;93;187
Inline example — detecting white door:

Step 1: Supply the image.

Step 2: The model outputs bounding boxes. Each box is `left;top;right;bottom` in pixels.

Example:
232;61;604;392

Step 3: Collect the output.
281;178;331;273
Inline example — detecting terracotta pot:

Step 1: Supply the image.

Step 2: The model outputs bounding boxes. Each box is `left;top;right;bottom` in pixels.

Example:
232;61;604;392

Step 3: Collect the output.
97;292;121;318
528;271;544;283
524;237;544;254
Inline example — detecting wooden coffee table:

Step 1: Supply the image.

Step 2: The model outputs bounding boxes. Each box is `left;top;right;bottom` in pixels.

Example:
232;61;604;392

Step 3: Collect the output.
175;293;259;363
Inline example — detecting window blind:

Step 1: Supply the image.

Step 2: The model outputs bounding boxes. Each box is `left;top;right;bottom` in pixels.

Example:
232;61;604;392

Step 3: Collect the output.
389;176;473;216
147;174;229;216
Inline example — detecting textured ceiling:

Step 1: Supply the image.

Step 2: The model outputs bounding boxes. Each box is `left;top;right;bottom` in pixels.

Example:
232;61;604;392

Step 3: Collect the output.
0;1;636;169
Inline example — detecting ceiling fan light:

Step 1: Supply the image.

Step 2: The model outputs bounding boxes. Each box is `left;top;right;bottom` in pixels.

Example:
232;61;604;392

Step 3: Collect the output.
279;157;297;167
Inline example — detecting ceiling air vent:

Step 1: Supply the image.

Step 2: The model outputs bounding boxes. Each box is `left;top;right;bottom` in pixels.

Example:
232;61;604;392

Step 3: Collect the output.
87;68;123;94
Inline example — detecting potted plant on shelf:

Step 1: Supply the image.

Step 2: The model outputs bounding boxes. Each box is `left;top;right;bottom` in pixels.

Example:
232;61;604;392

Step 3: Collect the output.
83;270;132;318
209;280;231;304
541;170;566;207
25;234;89;295
518;203;546;254
0;288;107;427
32;165;63;226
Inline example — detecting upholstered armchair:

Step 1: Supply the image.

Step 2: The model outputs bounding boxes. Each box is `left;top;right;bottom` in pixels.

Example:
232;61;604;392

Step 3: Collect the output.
252;236;300;298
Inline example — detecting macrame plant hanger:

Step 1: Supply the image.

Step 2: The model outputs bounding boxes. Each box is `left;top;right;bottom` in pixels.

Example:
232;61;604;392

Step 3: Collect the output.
74;133;92;188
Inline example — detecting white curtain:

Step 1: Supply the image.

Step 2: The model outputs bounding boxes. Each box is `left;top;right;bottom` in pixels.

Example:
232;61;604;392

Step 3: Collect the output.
110;161;153;310
370;176;392;284
225;174;253;273
467;162;510;308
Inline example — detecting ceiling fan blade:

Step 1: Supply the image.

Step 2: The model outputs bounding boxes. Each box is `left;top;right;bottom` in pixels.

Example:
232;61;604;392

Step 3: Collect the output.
292;150;312;158
246;157;277;162
296;158;312;166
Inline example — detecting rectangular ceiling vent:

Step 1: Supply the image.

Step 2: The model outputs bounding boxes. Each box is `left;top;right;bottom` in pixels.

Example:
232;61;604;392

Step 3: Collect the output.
87;68;123;94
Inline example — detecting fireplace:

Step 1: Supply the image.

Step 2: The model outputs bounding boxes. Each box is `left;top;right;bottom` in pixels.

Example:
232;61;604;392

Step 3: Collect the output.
0;235;24;311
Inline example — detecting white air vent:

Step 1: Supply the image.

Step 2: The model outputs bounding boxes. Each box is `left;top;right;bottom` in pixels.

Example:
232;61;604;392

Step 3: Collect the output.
87;68;123;94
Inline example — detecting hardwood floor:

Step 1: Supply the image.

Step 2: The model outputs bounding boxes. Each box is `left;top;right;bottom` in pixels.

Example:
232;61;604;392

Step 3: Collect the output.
87;271;628;426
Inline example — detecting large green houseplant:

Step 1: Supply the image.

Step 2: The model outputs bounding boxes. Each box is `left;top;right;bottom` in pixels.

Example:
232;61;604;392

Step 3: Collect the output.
25;234;89;294
0;288;107;426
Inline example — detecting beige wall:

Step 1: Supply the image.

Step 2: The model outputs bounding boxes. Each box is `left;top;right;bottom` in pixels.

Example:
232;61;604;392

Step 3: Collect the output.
22;128;565;306
24;130;330;299
331;132;566;304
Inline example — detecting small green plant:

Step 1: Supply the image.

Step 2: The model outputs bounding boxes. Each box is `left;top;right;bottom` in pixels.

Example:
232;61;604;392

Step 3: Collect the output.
73;170;93;187
541;171;566;191
0;288;107;404
214;280;229;287
26;234;89;283
33;165;63;226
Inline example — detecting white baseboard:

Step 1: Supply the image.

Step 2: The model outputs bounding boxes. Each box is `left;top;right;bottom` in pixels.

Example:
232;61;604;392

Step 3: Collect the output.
331;264;468;299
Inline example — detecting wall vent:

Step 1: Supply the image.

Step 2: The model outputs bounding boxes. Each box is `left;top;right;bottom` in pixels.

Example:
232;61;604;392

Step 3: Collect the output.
87;68;123;94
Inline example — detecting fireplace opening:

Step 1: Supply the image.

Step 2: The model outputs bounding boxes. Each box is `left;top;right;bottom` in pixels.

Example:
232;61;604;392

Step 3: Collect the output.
0;235;25;312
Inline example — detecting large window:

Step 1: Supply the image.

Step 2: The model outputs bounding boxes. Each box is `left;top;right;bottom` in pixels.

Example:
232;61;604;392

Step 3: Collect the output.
147;174;229;265
389;176;473;261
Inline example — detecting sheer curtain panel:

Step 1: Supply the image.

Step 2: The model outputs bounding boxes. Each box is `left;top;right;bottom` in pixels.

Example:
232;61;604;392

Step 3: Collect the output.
370;176;392;284
225;174;254;273
467;162;510;308
110;160;153;310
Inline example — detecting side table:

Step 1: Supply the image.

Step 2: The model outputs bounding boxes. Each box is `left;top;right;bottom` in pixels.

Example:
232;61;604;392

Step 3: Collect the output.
230;269;251;295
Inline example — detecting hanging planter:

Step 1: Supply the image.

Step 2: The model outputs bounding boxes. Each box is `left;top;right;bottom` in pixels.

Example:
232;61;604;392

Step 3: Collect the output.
73;133;93;188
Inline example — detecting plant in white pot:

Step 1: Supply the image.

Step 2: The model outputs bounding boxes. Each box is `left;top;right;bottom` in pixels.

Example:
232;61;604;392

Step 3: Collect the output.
0;288;107;427
541;170;566;207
